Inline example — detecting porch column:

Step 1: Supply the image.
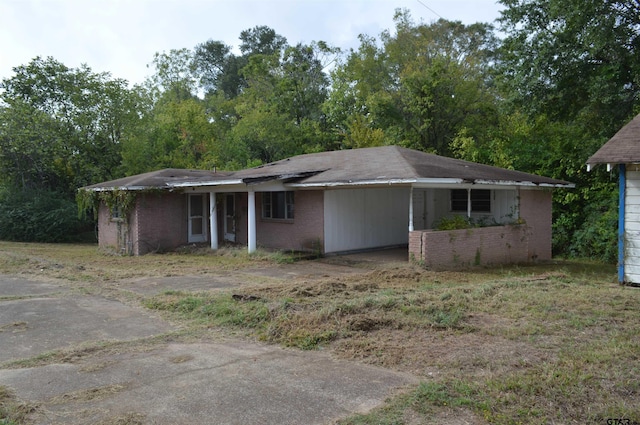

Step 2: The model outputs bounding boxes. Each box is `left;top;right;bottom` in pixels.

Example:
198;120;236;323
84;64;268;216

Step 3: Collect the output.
408;186;414;231
467;188;472;219
248;189;257;253
209;192;218;250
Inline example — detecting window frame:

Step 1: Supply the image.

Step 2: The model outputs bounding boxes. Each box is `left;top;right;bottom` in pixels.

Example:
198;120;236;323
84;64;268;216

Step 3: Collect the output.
262;191;295;220
450;189;492;213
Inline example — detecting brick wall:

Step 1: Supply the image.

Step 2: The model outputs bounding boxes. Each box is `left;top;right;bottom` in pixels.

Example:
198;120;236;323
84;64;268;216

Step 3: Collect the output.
256;190;324;252
133;192;188;255
97;202;121;252
518;189;553;261
409;225;531;270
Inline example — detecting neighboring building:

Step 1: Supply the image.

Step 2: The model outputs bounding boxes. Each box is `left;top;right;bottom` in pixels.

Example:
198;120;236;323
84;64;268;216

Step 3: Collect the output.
587;114;640;284
82;146;572;268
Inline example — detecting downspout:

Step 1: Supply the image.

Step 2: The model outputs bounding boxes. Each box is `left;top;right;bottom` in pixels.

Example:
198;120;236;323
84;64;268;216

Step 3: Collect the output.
618;164;626;284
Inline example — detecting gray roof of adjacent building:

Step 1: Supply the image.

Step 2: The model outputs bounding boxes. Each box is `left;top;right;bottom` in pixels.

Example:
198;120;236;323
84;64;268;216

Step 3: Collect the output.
588;114;640;166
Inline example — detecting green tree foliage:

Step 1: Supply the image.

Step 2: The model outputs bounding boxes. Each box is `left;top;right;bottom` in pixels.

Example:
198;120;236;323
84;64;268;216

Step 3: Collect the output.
325;11;499;154
0;186;91;242
0;56;139;193
495;0;640;261
0;57;140;242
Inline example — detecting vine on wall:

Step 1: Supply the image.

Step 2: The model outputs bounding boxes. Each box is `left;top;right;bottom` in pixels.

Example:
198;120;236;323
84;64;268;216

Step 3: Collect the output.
76;189;138;223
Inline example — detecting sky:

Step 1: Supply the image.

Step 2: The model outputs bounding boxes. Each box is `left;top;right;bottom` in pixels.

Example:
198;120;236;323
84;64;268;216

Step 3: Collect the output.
0;0;504;86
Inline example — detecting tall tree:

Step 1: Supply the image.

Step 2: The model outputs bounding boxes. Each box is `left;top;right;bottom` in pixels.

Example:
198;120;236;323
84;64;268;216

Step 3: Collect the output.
498;0;640;134
0;56;139;193
496;0;640;261
326;11;499;154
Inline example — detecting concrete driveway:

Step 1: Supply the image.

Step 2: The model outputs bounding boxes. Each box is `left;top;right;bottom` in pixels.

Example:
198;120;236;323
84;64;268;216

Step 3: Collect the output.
0;275;416;424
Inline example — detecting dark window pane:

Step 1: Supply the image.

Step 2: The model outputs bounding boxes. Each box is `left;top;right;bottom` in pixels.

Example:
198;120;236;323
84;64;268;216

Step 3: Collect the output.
451;189;468;212
190;195;203;217
471;190;491;212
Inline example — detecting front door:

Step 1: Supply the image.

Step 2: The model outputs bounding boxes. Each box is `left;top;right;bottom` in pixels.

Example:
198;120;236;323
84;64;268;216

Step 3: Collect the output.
224;194;236;242
412;189;427;230
188;194;207;243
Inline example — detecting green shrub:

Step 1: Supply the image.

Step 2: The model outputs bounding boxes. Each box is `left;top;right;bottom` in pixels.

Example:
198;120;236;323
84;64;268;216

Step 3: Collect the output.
0;186;93;242
435;215;473;230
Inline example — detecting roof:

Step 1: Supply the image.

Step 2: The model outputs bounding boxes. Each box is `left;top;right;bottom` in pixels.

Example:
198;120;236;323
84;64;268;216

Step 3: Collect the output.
82;146;573;191
230;146;571;187
588;114;640;166
82;168;233;191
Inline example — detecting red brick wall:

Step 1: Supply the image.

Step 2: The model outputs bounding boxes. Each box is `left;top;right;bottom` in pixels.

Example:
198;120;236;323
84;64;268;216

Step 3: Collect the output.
256;190;324;252
134;192;188;255
518;189;552;261
409;225;531;269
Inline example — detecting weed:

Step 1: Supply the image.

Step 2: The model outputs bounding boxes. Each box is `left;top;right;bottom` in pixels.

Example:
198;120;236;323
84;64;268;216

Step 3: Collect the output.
0;386;36;425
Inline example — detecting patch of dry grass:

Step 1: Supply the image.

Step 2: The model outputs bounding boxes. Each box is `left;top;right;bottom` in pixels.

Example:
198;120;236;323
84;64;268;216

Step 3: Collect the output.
145;261;640;424
0;386;37;425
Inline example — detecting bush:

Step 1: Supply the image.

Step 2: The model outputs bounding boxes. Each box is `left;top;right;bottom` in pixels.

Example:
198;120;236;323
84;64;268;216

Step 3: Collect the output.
0;186;93;242
435;215;473;230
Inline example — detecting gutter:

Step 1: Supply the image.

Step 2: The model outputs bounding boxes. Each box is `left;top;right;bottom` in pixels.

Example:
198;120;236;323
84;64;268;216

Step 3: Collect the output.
169;179;244;188
286;178;573;189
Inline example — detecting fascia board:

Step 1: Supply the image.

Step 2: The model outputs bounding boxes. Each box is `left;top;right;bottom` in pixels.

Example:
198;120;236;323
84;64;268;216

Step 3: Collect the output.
82;186;159;191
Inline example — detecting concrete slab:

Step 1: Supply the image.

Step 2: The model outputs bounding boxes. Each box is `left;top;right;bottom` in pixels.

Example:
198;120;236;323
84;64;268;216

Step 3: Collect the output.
0;342;416;425
0;296;172;363
0;276;68;297
0;275;418;424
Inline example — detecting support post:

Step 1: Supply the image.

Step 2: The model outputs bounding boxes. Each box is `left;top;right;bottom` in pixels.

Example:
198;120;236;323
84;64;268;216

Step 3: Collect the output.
467;188;472;219
408;186;414;232
248;190;256;253
209;192;218;250
618;164;626;284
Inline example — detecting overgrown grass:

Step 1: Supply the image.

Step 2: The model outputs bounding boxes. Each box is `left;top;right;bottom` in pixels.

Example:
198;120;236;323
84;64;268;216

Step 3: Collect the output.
144;263;640;423
0;241;303;282
0;386;35;425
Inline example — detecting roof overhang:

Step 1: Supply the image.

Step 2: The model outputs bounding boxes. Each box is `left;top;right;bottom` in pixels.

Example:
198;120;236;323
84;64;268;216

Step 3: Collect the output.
286;177;574;190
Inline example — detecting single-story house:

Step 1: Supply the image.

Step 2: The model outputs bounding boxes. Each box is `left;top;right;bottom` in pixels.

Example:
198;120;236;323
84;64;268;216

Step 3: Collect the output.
82;146;572;268
587;113;640;284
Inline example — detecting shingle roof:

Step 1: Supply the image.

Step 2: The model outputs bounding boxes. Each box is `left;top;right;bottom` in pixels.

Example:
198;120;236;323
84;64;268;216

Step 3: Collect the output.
588;114;640;166
82;146;572;191
232;145;571;187
82;168;232;190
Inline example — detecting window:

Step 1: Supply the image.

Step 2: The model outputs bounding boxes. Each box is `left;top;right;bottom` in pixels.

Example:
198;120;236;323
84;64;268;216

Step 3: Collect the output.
110;206;123;221
451;189;491;213
262;191;294;219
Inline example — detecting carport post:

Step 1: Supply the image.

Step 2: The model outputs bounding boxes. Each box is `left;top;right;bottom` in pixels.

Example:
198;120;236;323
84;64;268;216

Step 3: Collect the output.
248;190;257;253
408;186;414;231
209;192;218;250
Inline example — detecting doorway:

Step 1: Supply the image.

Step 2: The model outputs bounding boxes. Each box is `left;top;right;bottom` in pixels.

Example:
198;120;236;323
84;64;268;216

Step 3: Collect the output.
224;194;236;242
188;194;207;243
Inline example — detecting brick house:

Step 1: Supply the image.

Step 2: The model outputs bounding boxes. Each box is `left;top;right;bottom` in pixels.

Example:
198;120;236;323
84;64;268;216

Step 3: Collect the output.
82;146;572;268
588;114;640;284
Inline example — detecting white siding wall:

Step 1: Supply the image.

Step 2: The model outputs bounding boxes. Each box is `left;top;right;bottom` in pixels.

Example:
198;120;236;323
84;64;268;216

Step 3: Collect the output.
324;188;410;253
625;170;640;283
